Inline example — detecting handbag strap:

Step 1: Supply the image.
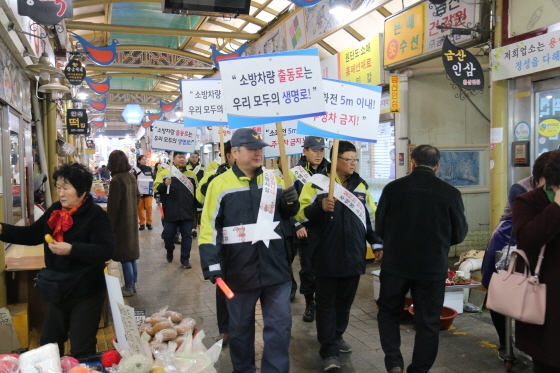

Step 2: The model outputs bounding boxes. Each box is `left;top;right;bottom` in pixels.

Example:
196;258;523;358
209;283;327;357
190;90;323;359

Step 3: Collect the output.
534;245;546;278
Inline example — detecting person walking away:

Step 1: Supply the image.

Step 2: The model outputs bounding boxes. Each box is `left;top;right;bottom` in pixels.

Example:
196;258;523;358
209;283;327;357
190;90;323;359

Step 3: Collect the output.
512;150;560;373
296;140;383;371
99;165;111;181
133;155;155;231
199;128;299;373
153;152;199;269
107;150;141;297
291;136;330;322
0;163;114;357
196;140;234;345
375;144;468;373
481;150;553;360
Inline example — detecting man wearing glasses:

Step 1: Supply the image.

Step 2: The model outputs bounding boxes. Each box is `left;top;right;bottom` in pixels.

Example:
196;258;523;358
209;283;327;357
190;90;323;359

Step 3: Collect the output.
289;136;330;322
296;140;383;371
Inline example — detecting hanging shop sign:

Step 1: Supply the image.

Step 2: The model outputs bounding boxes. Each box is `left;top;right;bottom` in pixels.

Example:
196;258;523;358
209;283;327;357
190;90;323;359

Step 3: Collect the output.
64;60;86;86
338;35;382;85
122;104;144;125
383;3;425;66
17;0;73;25
86;139;95;149
66;109;88;135
389;75;400;113
425;0;477;54
491;28;560;81
442;37;484;91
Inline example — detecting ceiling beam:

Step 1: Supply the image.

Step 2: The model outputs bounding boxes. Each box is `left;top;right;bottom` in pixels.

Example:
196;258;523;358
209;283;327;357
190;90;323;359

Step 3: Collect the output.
250;1;279;16
65;21;261;40
85;65;215;75
343;26;365;41
88;72;180;84
318;40;337;55
116;45;213;65
70;11;105;20
376;6;392;17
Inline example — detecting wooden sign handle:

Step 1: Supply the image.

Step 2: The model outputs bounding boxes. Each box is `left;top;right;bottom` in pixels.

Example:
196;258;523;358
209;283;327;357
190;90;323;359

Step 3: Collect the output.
275;122;292;190
219;126;225;164
328;139;339;199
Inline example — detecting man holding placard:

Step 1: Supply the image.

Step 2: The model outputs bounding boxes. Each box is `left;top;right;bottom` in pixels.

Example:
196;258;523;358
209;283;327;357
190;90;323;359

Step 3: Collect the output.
296;140;383;371
153;152;199;269
291;136;330;323
199;128;299;373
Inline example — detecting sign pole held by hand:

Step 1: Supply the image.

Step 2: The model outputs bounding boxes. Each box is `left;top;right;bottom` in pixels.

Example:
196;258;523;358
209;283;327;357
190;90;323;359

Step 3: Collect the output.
275;122;292;190
328;139;339;199
167;151;174;194
219;126;225;164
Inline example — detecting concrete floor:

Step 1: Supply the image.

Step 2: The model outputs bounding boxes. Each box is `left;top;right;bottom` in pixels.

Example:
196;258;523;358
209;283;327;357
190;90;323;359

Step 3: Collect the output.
124;208;535;373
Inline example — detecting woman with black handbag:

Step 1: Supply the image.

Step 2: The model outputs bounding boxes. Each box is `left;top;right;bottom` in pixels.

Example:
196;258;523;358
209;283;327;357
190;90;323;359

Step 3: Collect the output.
512;150;560;372
0;163;115;358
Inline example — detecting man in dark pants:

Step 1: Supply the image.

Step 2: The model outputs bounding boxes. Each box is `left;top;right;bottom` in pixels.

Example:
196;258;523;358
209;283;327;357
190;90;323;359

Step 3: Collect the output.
290;136;330;322
153;152;199;268
375;145;468;373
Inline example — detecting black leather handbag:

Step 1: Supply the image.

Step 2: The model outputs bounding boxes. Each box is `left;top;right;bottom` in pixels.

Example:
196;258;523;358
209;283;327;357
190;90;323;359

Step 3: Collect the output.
34;266;91;304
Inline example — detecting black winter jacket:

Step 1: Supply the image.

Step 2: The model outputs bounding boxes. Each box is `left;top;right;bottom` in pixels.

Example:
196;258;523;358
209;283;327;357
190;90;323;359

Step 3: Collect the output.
375;166;468;281
0;197;115;298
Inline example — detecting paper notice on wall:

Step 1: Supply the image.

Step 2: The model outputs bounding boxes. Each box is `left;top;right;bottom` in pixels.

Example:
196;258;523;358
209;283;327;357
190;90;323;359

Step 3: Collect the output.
491;127;503;143
117;303;144;356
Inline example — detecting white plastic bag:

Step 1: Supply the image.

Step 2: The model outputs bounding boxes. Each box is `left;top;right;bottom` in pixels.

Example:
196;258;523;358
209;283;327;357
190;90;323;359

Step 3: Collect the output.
19;343;62;373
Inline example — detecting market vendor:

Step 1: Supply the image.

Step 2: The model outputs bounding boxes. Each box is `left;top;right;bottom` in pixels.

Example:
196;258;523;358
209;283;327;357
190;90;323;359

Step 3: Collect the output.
0;163;115;358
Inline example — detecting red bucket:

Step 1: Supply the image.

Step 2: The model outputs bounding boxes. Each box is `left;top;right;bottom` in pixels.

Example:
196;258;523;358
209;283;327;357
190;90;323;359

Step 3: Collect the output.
408;305;458;330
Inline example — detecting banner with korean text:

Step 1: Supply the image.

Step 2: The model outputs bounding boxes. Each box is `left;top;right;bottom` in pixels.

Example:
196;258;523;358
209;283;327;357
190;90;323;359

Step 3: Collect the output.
491;29;560;81
263;121;308;158
219;49;326;128
151;120;196;153
383;3;425;66
338;35;382;85
297;79;382;142
210;125;263;143
182;79;226;127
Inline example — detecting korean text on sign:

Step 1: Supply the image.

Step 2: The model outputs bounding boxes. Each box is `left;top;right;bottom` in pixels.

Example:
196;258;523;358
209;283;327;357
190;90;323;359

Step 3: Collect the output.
298;79;382;142
182;79;227;127
219;49;326;128
263;121;306;158
151;120;196;153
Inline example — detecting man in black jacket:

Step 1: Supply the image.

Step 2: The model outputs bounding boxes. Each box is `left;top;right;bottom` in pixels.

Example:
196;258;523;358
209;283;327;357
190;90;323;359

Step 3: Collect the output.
375;144;468;373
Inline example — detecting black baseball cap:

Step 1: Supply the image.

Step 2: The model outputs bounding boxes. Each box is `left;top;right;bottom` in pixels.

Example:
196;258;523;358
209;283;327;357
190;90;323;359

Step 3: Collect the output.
303;136;326;150
231;128;269;149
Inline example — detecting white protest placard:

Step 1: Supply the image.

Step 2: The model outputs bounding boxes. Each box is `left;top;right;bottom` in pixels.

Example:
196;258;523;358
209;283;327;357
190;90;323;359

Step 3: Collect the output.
117;303;144;356
105;274;128;351
182;79;227;127
210;125;263;143
298;79;382;142
151;120;196;153
219;49;327;128
491;29;560;81
424;0;477;54
263;121;309;158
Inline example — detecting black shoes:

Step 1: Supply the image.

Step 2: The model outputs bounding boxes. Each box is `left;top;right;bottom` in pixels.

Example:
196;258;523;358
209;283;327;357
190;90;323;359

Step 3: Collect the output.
139;225;145;231
146;224;153;230
182;260;192;269
290;288;297;302
303;302;315;322
166;251;173;262
191;229;197;238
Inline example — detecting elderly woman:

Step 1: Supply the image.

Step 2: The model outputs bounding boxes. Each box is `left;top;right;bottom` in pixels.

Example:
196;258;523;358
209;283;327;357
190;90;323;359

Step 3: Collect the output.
512;150;560;372
0;163;115;358
107;150;140;297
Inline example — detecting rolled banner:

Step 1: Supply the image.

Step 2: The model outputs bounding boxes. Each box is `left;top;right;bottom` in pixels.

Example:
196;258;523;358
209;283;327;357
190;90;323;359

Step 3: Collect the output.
216;278;234;299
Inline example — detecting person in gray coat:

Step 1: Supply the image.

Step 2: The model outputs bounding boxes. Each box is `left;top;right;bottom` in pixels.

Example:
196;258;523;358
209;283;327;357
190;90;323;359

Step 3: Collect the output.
107;150;141;297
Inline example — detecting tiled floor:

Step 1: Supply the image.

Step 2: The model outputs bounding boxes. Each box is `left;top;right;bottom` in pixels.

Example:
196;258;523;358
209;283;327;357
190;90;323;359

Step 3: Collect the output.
122;207;535;373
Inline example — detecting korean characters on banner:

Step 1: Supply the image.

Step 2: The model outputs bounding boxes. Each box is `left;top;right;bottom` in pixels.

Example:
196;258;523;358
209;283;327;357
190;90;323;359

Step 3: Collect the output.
181;79;226;127
390;76;400;113
219;49;327;128
338;35;382;85
263;121;308;158
442;37;484;90
491;29;560;81
425;0;476;53
210;125;264;143
298;79;382;142
151;120;196;153
383;2;425;66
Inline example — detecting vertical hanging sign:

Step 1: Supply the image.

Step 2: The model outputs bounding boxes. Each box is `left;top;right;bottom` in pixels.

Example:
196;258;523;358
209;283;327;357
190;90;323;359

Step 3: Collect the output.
389;75;400;113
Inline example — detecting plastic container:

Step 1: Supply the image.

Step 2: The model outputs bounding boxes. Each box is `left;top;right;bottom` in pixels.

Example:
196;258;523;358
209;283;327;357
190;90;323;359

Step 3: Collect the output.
408;305;458;330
